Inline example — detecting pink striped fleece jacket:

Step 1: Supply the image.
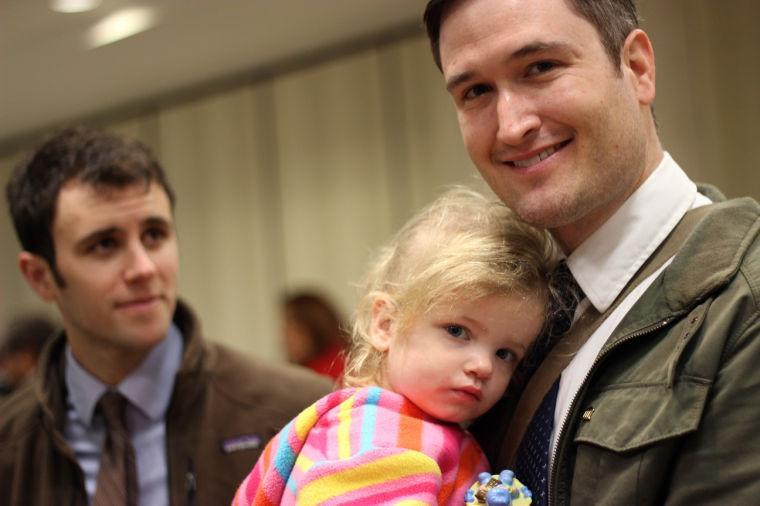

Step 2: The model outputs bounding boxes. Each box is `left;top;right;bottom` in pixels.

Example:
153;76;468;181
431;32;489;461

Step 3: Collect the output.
232;386;489;505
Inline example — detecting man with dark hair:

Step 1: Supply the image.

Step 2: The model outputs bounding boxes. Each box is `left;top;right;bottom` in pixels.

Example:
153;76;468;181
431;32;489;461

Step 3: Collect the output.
0;315;56;396
424;0;760;504
0;126;331;505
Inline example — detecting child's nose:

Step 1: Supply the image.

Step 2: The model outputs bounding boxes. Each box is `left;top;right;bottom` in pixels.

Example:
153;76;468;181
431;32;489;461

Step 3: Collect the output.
465;352;493;380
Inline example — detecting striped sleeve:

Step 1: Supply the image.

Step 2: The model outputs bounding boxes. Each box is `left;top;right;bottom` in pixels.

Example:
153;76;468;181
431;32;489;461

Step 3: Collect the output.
298;446;443;504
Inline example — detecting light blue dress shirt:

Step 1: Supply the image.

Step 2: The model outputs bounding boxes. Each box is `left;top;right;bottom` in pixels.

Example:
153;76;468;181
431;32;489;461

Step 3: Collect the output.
64;324;183;505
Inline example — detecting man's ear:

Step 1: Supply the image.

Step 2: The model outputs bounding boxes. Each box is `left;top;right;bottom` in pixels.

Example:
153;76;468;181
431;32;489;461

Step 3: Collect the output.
621;28;656;106
369;296;398;353
18;252;58;302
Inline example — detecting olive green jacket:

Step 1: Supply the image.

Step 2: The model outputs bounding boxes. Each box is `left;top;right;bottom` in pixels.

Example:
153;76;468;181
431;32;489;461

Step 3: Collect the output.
475;193;760;505
0;301;332;506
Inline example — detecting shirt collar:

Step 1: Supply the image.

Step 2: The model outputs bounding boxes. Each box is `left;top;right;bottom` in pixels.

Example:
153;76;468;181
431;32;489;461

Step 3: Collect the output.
567;152;700;312
65;323;184;426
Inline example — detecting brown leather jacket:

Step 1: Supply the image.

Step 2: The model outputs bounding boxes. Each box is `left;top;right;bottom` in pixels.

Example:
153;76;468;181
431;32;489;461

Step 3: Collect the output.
0;301;333;505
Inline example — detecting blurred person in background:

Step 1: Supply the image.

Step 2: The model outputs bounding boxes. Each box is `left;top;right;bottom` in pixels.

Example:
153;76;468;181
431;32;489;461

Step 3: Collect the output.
0;126;331;505
0;314;56;396
282;291;347;381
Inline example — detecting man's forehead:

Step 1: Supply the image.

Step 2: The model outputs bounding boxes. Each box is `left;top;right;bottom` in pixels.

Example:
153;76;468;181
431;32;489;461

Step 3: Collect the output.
439;0;524;65
439;0;594;72
53;180;172;235
57;179;169;208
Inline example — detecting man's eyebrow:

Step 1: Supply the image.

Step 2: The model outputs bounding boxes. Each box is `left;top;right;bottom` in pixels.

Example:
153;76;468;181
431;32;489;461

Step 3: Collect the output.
74;216;171;249
446;71;475;92
75;227;119;249
144;216;172;228
445;41;573;92
511;41;572;59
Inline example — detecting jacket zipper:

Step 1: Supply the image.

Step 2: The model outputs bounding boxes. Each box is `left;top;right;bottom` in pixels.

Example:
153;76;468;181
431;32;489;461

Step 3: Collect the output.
185;457;197;506
547;317;674;505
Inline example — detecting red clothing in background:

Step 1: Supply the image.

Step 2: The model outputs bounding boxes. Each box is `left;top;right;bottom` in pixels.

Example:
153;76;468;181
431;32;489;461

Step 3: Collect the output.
305;344;344;380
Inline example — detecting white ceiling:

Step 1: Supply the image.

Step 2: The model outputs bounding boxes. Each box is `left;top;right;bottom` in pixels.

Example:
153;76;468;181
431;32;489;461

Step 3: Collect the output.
0;0;429;147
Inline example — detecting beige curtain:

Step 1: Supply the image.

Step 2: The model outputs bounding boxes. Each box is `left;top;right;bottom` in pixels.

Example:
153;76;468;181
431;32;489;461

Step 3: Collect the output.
642;0;760;198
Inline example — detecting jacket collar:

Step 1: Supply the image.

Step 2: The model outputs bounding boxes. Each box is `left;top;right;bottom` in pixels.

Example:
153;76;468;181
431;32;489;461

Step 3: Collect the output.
608;193;760;348
663;195;760;312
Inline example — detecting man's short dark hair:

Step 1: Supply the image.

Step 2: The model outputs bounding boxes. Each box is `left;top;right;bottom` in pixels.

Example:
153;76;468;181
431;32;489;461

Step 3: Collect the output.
5;126;176;285
423;0;640;71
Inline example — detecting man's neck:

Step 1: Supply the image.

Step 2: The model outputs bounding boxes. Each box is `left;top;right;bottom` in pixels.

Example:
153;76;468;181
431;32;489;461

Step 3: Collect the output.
554;146;664;254
68;338;153;386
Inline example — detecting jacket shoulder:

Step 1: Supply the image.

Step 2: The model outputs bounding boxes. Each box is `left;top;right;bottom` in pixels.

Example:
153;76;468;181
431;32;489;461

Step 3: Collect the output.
0;382;47;490
204;341;333;412
172;301;333;415
661;197;760;311
0;381;42;443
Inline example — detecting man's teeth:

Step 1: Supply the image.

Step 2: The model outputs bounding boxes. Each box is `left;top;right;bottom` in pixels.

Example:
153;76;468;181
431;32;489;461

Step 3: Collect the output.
512;145;558;168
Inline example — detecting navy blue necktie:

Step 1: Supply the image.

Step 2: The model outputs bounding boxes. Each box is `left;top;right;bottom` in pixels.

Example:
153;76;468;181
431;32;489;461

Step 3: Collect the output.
514;262;582;506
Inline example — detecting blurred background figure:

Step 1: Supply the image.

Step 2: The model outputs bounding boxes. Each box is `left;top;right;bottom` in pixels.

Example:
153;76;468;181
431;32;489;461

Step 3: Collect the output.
0;314;56;396
282;291;347;381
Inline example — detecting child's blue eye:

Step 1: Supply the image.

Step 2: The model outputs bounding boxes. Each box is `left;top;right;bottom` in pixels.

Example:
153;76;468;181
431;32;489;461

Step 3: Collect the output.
496;349;514;362
446;325;467;339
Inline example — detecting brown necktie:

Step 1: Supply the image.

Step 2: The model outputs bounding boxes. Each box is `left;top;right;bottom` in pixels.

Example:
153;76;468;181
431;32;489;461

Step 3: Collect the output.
93;390;138;506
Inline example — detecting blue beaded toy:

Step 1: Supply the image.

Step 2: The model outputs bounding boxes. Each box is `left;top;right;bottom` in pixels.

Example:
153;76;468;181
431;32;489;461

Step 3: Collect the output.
464;469;533;505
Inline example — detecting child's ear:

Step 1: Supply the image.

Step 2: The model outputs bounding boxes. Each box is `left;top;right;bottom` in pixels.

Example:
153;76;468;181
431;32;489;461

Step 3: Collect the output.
369;296;397;352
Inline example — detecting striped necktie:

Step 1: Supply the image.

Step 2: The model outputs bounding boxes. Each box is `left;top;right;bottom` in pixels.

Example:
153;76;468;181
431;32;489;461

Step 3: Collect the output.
93;390;138;506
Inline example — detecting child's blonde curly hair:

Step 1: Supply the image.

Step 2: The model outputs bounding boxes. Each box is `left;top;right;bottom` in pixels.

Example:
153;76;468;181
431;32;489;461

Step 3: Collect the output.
343;186;558;387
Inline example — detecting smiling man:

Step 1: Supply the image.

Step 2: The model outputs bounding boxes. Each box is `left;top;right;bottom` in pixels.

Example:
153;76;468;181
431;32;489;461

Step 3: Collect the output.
0;126;331;505
424;0;760;504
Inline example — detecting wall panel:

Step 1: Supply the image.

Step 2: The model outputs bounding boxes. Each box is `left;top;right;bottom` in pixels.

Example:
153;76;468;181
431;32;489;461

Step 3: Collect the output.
157;83;284;358
273;51;394;316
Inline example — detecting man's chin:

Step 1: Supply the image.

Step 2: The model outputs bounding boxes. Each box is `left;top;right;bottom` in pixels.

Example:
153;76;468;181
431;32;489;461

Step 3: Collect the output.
118;321;172;350
510;204;569;229
501;187;583;227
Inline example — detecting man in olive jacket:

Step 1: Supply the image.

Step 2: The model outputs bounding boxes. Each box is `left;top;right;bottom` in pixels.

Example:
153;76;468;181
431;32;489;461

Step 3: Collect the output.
0;126;332;505
424;0;760;504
